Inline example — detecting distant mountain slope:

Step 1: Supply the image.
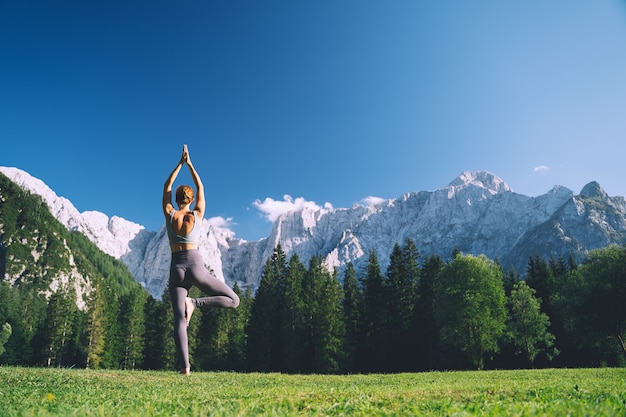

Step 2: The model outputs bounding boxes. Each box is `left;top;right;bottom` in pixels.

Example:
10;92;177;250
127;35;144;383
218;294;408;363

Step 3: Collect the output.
0;170;142;307
503;181;626;272
3;166;626;299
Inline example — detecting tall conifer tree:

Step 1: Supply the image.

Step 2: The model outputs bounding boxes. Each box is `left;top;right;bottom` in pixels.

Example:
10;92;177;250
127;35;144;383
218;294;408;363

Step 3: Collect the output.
143;294;171;370
525;256;557;317
341;263;362;373
85;280;107;369
246;245;287;371
100;284;124;369
386;239;420;371
36;280;79;367
359;250;390;372
120;286;147;370
226;283;252;371
282;253;308;372
306;257;344;374
142;288;176;370
415;254;442;370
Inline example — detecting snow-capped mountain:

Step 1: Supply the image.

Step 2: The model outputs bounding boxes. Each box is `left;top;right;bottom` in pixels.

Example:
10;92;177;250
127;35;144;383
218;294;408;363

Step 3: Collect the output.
3;166;626;299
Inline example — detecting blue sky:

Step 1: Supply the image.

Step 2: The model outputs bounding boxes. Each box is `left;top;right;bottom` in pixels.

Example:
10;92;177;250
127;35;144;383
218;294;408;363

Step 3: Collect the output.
2;1;626;241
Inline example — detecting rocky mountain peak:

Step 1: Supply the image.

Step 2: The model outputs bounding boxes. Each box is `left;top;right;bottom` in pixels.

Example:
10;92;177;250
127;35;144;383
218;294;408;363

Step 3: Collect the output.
579;181;607;199
447;171;511;194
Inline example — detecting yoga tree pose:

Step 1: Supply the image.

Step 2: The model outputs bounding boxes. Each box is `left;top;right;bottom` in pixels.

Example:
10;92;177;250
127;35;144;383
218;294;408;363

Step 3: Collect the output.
162;145;240;375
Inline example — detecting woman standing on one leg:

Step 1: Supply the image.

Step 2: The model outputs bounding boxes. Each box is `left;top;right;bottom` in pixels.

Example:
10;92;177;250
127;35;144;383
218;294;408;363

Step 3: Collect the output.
162;145;240;375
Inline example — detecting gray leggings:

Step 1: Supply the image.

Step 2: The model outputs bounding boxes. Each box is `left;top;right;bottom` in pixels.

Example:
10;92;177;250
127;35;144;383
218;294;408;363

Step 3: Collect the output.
169;249;240;369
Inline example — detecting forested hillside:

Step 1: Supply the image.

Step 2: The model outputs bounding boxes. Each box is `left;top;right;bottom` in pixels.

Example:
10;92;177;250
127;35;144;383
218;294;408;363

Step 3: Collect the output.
1;172;625;372
0;173;148;368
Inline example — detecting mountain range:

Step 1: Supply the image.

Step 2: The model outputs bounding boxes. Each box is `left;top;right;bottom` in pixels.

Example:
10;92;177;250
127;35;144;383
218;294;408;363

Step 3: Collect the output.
2;166;626;299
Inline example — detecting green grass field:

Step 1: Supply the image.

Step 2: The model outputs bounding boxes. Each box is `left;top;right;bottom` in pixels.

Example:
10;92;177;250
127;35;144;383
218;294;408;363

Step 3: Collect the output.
0;367;624;416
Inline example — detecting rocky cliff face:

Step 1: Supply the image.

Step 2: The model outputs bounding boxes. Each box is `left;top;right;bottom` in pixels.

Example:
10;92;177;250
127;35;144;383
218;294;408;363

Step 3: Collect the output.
3;167;626;299
246;171;579;282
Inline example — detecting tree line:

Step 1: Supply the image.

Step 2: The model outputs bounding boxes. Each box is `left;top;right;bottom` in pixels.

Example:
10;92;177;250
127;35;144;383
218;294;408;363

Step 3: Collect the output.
1;239;625;372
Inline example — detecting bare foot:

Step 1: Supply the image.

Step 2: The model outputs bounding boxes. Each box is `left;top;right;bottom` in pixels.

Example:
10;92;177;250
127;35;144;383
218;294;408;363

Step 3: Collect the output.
185;297;195;327
180;368;190;375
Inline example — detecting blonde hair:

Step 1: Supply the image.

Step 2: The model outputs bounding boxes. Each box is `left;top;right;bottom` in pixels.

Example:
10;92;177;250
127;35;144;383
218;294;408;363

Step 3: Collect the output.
175;185;194;207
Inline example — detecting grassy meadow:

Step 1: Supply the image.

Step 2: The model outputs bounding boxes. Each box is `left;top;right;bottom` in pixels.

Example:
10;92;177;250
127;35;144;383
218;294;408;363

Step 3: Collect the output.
0;367;624;416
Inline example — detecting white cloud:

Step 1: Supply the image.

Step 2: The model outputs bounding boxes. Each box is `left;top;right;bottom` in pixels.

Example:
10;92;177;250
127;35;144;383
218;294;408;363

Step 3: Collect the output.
533;165;550;174
253;195;332;222
207;216;235;232
360;196;386;206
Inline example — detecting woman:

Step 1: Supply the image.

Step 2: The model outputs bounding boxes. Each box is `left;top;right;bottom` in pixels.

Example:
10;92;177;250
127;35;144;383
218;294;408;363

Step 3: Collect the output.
162;145;240;375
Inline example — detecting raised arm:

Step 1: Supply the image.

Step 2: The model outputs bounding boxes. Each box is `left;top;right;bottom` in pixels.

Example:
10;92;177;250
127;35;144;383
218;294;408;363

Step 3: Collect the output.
184;150;205;218
162;150;185;217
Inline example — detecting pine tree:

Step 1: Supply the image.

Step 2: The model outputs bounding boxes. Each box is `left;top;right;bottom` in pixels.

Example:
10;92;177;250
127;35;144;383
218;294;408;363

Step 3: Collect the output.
37;280;79;367
341;263;362;373
0;282;16;363
69;308;88;367
0;323;12;357
359;250;390;372
194;280;250;372
305;257;345;373
246;245;287;371
100;284;124;369
11;286;47;364
281;253;308;372
226;283;252;371
85;280;107;369
502;268;521;296
198;284;251;371
196;305;229;370
525;256;557;317
120;286;147;370
142;289;176;370
415;254;442;371
386;239;420;371
526;255;568;366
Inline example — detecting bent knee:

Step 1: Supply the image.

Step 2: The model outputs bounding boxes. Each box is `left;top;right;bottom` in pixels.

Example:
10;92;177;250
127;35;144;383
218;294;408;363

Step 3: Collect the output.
231;293;240;309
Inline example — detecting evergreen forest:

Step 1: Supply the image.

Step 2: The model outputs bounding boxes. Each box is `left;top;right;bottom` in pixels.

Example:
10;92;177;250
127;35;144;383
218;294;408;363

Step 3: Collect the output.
1;173;625;372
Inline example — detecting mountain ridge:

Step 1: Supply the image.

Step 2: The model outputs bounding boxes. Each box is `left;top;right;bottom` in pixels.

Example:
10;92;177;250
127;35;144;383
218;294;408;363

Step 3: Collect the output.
3;166;626;299
0;169;142;310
